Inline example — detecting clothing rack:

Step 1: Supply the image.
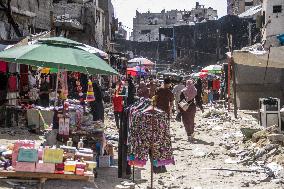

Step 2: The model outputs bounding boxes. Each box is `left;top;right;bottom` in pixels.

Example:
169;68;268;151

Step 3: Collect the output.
130;99;167;189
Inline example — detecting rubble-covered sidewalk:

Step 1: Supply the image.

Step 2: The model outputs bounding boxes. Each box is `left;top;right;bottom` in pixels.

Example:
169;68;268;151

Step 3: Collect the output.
134;107;284;189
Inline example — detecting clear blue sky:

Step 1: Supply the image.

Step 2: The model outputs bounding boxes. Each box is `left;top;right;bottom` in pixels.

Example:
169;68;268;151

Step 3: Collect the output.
112;0;227;33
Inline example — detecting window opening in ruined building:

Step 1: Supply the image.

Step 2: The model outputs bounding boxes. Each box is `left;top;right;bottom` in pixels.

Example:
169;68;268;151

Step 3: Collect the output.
245;1;254;6
141;30;151;34
273;5;282;13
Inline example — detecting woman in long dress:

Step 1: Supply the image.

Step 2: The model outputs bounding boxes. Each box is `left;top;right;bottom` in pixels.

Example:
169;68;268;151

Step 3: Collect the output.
179;80;203;141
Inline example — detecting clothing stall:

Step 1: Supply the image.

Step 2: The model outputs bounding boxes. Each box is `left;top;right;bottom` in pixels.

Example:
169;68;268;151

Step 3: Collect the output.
119;98;175;188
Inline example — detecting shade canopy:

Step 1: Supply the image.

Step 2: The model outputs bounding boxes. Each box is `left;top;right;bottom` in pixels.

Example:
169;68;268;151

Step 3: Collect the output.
78;44;108;59
127;66;147;76
0;37;118;75
128;57;155;66
201;65;222;74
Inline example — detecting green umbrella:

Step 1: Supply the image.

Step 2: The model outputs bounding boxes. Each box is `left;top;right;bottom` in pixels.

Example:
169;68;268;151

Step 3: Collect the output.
0;37;118;75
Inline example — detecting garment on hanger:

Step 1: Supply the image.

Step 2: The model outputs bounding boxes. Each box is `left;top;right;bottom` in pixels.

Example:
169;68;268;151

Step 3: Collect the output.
127;99;174;167
0;61;7;73
8;75;17;92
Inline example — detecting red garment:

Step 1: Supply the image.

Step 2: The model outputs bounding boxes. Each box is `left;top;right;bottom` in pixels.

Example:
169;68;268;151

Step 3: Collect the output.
113;96;123;112
20;65;28;90
8;76;17;92
0;61;7;73
212;80;220;91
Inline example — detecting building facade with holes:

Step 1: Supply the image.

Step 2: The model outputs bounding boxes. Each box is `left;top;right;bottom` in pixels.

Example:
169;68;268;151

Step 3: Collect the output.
132;2;218;42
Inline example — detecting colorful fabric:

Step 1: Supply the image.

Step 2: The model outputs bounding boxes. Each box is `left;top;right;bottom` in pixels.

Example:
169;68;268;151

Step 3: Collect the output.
113;96;123;112
212;80;221;91
128;106;174;167
0;61;7;73
8;76;17;92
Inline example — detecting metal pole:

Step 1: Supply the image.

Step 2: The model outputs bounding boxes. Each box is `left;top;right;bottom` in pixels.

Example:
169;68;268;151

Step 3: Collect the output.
227;34;231;111
54;65;60;107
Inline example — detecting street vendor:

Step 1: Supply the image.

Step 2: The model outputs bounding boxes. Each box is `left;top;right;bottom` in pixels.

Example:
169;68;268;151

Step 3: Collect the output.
39;77;50;107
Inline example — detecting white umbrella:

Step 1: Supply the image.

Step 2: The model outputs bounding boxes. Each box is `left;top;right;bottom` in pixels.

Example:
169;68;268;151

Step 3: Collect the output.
128;57;155;66
78;44;108;58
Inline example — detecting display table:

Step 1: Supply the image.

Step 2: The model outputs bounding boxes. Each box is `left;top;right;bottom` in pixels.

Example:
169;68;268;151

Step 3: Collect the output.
0;171;94;189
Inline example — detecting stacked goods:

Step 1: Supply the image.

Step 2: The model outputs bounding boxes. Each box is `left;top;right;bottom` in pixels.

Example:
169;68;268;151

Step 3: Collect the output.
12;140;35;167
0;140;97;177
43;148;64;163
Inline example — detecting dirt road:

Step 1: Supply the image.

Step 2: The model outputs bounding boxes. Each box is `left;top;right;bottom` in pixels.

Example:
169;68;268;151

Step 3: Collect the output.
0;109;283;189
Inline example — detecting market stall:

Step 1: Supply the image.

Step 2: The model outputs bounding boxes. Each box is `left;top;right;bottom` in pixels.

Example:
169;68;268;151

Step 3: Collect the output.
0;37;118;183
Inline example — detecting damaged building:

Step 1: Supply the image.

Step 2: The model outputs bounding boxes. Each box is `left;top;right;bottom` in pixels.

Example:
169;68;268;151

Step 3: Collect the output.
0;0;116;50
0;0;51;41
116;14;261;70
132;2;218;42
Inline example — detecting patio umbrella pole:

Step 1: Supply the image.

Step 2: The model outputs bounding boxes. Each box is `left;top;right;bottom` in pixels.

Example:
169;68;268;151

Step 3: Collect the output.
54;65;60;107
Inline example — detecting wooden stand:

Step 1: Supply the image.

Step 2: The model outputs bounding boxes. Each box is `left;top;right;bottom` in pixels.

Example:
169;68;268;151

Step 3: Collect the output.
0;171;94;189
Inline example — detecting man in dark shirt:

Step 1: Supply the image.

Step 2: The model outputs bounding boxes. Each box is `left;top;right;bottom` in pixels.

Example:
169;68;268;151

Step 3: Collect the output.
156;78;174;117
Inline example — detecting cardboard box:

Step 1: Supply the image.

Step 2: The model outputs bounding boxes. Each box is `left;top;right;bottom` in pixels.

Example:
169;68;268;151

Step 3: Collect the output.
15;162;35;172
35;161;55;173
43;149;64;163
18;148;38;162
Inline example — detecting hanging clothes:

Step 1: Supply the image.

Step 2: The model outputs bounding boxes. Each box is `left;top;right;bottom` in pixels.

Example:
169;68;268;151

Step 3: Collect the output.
212;79;221;91
20;65;29;91
8;63;19;73
8;75;17;92
0;61;7;73
127;99;175;168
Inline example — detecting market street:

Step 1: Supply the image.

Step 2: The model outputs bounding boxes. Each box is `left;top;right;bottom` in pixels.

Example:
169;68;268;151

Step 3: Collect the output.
0;106;283;189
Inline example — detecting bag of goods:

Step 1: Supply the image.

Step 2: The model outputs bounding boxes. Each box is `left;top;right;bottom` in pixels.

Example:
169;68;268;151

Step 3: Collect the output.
17;148;38;162
85;161;97;171
99;155;110;168
12;140;35;167
15;162;35;172
35;161;55;173
43;149;64;163
75;168;84;175
55;163;64;174
64;161;76;172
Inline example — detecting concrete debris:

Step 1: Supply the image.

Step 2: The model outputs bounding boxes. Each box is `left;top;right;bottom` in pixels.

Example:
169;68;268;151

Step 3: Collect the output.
268;134;284;144
192;148;207;157
265;162;283;178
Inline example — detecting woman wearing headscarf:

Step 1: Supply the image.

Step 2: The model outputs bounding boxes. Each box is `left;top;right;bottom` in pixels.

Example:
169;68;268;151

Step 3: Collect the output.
90;80;104;122
195;78;204;112
137;81;150;99
179;80;202;141
126;77;136;106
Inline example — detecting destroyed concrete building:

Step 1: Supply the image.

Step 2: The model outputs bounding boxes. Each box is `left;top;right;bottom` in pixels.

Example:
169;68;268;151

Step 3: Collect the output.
0;0;117;50
227;0;262;15
116;15;261;71
0;0;52;41
132;2;218;42
53;0;116;50
232;0;284;110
